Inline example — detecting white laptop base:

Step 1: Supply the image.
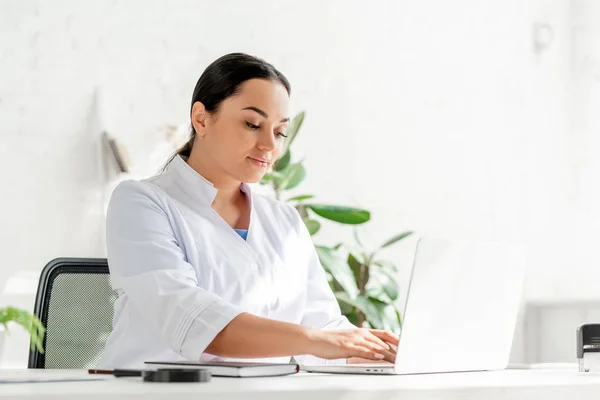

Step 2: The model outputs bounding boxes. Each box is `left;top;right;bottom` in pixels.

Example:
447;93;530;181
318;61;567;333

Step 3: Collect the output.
302;363;396;375
304;237;525;375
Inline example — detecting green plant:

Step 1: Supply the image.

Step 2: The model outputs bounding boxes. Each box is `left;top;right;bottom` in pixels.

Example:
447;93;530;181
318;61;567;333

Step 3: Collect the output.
323;230;413;332
259;111;413;331
0;306;45;353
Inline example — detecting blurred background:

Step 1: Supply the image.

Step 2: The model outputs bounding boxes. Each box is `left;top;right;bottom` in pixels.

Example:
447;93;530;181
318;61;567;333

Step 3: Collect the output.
1;0;600;368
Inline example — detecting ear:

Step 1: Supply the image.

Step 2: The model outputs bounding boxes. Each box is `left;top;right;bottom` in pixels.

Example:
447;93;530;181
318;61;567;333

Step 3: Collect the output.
191;101;209;137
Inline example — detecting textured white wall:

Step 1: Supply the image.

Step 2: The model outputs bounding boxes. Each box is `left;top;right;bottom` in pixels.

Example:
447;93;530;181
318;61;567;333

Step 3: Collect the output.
0;0;598;367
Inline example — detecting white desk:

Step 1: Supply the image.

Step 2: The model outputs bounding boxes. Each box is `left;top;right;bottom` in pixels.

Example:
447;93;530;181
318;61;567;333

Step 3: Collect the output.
2;367;600;400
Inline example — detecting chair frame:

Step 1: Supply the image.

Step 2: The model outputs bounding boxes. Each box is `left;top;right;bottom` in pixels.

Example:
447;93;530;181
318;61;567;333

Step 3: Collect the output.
28;257;109;369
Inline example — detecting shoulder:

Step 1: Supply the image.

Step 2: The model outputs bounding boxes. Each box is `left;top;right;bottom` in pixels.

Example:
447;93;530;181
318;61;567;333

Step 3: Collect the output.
106;179;178;243
108;178;170;216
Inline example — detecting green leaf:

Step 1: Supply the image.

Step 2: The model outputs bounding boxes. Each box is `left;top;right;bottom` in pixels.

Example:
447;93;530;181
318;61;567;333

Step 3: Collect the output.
325;271;333;284
335;293;385;329
282;111;305;156
259;172;273;185
316;246;359;299
278;163;306;191
352;249;368;264
345;310;361;326
369;269;399;301
374;259;398;273
269;171;286;187
335;293;402;332
365;284;385;301
306;204;370;225
273;150;291;172
380;231;413;249
347;253;362;287
0;306;45;353
396;309;403;330
377;301;402;333
366;298;390;330
364;297;399;332
304;219;321;236
334;291;358;308
353;228;365;248
286;194;315;202
295;204;310;221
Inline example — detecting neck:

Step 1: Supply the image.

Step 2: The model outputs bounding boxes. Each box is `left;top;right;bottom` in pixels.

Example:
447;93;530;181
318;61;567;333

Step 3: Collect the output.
185;152;243;206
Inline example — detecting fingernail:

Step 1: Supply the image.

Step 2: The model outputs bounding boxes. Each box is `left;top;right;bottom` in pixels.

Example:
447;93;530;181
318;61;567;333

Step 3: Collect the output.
375;354;385;359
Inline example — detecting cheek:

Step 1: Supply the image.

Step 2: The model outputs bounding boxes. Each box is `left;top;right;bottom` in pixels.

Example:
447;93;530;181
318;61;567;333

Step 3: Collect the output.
213;123;250;150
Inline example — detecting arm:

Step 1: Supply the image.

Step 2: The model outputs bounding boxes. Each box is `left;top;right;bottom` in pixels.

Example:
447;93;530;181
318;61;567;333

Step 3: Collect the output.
106;181;244;361
108;181;393;362
208;312;394;361
205;312;310;358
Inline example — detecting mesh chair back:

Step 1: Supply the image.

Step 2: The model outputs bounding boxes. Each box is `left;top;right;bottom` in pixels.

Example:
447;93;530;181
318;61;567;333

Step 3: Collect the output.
28;258;117;369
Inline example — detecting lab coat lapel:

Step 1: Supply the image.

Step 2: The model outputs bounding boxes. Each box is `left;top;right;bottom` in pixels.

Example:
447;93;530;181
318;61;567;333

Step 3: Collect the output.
206;183;261;263
244;190;286;273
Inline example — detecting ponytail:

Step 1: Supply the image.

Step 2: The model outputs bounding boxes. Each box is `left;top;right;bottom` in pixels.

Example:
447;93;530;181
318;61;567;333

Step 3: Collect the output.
161;128;196;172
176;131;196;158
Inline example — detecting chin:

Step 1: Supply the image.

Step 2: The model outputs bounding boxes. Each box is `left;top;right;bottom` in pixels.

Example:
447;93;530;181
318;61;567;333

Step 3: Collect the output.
236;171;265;184
243;174;264;184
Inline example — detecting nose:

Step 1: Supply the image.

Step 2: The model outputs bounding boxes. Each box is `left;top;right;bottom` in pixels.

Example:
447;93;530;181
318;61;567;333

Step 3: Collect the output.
256;128;277;152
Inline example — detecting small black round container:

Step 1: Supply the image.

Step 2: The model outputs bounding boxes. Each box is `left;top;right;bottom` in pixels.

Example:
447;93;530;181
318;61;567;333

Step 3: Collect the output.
142;368;211;383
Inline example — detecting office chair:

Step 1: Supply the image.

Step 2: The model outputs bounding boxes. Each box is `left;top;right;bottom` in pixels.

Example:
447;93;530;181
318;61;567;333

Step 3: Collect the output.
28;258;117;369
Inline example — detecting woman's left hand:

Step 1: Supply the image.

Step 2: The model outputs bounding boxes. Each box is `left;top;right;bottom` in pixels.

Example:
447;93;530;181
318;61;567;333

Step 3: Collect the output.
347;330;398;364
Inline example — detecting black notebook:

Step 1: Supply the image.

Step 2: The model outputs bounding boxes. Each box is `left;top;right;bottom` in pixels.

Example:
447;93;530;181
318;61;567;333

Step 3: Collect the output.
144;360;300;378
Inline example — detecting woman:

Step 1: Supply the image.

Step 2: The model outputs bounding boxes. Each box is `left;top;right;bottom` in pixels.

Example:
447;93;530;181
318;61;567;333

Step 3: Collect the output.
100;53;398;368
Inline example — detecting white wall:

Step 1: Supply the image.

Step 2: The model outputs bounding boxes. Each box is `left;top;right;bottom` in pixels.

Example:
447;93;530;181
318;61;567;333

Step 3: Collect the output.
1;0;598;366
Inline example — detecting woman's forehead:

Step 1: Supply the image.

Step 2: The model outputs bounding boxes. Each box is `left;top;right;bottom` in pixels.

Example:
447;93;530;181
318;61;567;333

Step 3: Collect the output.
228;79;289;116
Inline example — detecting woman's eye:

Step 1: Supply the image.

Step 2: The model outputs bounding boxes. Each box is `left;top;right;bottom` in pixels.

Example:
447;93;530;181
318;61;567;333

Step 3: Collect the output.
246;121;287;138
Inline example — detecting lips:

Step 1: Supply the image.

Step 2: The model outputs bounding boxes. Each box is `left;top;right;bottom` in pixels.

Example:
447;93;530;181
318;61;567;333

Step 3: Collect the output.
248;156;271;164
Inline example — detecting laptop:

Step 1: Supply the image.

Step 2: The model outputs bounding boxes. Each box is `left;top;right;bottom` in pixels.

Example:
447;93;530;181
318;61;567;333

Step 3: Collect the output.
303;236;526;375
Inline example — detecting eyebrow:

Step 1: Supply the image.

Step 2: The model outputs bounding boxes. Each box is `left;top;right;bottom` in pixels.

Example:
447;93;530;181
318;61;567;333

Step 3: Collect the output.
242;106;290;123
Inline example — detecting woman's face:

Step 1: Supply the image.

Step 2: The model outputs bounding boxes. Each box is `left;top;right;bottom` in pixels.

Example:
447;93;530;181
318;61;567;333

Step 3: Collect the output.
193;78;290;184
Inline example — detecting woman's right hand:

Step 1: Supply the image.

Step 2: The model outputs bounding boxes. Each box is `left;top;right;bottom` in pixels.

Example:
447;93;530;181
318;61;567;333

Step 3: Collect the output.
306;328;399;363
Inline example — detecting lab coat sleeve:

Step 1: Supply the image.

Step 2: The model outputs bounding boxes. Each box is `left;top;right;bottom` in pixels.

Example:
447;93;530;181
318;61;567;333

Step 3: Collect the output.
106;180;243;361
286;206;356;365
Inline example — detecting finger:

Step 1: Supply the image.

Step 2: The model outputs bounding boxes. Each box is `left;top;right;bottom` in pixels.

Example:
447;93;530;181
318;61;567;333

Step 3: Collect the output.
368;347;395;363
369;329;400;345
358;338;396;363
360;334;396;362
363;330;392;351
369;329;400;346
349;345;386;361
369;343;395;363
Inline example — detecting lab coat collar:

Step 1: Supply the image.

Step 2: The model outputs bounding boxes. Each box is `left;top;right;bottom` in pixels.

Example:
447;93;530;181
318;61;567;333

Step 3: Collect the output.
168;155;252;207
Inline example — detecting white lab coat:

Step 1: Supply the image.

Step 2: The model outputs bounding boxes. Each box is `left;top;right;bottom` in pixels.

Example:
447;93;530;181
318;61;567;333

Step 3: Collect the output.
99;155;354;368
